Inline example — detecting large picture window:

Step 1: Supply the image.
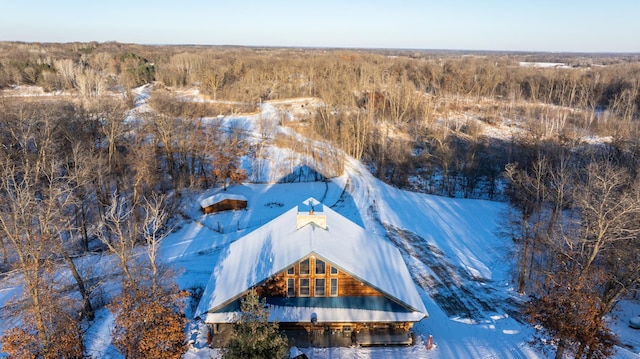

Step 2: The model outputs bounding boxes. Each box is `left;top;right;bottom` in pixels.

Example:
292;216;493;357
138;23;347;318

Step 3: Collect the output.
299;258;310;275
315;278;326;297
315;259;326;275
299;278;310;297
287;278;295;297
330;278;338;296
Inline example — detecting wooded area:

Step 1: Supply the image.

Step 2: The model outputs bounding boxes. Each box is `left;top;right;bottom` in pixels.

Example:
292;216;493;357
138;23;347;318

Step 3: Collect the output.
0;41;639;358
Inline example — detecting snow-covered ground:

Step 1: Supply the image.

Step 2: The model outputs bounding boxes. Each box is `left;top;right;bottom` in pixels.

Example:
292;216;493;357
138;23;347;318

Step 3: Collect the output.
518;62;572;69
1;86;639;358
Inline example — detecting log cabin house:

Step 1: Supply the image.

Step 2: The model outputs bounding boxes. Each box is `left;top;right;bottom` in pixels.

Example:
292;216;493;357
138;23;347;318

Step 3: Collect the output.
196;198;428;347
199;193;247;214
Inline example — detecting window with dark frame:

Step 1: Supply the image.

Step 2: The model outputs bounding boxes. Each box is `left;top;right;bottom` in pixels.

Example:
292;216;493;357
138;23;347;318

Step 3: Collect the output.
299;278;310;297
287;278;295;297
300;258;310;275
315;259;326;275
315;278;326;297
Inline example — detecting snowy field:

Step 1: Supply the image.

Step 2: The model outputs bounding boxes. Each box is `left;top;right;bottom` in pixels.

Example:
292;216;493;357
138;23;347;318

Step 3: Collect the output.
1;86;639;358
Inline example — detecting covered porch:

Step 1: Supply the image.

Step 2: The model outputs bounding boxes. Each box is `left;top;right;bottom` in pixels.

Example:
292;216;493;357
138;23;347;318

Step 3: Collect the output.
207;323;414;348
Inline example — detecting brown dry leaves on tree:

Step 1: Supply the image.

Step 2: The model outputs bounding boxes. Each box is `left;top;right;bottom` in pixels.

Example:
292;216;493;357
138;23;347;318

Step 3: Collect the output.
108;281;188;359
0;279;84;359
524;267;616;359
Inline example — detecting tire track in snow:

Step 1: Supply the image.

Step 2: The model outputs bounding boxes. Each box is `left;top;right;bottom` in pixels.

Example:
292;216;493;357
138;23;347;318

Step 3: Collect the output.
329;177;351;209
384;223;521;321
385;224;491;318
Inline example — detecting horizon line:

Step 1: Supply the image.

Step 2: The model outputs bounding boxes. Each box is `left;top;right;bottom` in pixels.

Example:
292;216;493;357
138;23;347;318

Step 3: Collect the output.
2;40;639;56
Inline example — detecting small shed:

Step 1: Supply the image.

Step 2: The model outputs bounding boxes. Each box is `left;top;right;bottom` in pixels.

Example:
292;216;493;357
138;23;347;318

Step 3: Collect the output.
200;193;247;214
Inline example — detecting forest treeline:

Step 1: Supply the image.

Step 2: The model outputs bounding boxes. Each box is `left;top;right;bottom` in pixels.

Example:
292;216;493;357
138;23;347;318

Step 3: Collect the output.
0;41;639;358
1;41;638;199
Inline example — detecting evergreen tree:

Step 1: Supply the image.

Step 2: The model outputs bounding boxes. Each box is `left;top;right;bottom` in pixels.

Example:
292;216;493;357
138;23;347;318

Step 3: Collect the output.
223;290;288;359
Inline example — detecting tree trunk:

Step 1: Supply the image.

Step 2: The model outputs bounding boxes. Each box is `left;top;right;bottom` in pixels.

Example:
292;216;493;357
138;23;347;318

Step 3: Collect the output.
60;248;94;321
0;238;7;264
77;205;90;253
555;339;566;359
517;220;531;294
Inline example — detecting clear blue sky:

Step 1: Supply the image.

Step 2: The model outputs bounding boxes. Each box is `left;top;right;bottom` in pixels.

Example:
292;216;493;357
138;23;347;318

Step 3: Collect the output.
1;0;638;52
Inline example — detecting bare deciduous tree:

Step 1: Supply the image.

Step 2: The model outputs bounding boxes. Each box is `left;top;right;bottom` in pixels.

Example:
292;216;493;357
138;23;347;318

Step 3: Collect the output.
99;193;139;283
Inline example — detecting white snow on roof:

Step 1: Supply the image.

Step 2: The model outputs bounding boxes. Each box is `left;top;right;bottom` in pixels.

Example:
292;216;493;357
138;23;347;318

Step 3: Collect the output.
202;304;427;324
196;197;427;320
199;193;248;208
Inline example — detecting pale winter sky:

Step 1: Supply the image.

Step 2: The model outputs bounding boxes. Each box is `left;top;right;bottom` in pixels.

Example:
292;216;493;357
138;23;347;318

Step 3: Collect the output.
1;0;638;53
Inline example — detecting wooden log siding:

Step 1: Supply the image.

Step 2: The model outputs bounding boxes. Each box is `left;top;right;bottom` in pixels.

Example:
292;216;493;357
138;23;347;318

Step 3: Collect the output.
258;256;383;298
201;198;247;214
279;321;414;333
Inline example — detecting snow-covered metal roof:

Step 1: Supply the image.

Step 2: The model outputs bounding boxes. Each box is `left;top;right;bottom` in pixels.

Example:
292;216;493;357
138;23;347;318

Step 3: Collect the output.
199;193;247;208
196;197;428;321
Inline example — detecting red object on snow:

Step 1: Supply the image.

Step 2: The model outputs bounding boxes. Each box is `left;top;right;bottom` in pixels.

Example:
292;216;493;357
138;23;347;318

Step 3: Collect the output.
426;334;434;350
